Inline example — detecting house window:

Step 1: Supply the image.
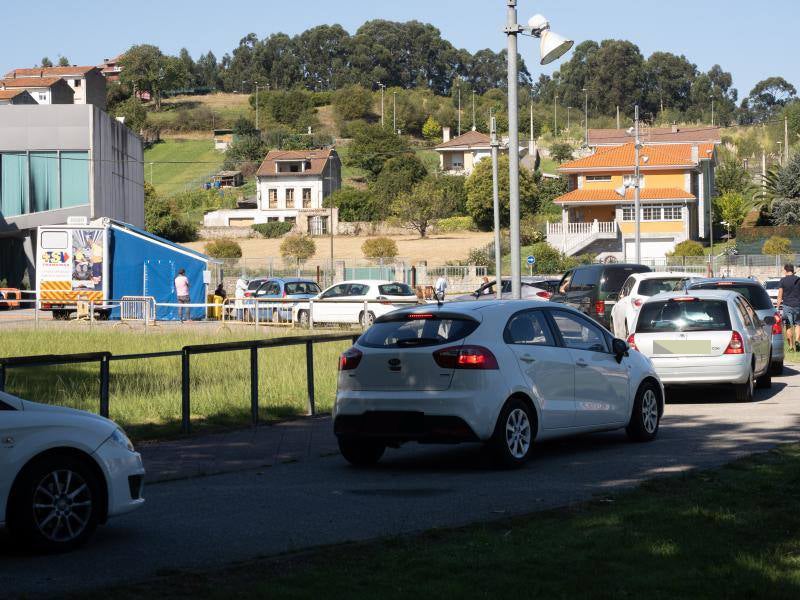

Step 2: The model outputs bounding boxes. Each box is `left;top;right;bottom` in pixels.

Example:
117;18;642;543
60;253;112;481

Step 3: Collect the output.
74;79;81;87
285;188;295;208
622;205;635;221
268;189;277;209
585;175;612;182
38;93;47;101
290;163;300;173
302;188;312;208
642;206;661;221
662;204;683;221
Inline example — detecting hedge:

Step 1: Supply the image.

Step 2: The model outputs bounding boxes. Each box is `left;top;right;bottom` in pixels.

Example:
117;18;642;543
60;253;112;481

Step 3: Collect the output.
252;222;293;238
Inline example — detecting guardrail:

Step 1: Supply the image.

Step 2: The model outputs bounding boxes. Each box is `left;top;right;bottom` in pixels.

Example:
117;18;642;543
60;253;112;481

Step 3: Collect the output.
0;333;360;434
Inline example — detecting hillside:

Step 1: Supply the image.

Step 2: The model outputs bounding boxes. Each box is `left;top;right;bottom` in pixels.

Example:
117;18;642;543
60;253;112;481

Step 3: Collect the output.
144;139;224;197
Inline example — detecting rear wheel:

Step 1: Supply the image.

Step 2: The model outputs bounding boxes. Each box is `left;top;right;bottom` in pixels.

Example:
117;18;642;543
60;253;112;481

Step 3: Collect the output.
626;381;661;442
735;367;754;402
488;398;536;468
338;438;385;467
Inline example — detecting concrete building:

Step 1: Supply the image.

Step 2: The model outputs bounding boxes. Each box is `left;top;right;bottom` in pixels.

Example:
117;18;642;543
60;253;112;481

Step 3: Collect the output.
0;90;37;105
4;66;107;109
0;104;144;287
0;77;74;105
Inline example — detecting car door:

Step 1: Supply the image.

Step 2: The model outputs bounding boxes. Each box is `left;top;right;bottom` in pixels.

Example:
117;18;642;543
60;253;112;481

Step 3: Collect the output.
255;281;281;320
0;397;25;508
504;309;575;429
612;276;635;338
316;284;349;323
738;298;769;373
548;309;630;427
343;283;371;323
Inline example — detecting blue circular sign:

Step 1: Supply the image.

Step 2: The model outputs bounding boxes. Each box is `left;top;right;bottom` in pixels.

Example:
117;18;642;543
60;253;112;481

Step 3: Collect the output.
526;255;536;266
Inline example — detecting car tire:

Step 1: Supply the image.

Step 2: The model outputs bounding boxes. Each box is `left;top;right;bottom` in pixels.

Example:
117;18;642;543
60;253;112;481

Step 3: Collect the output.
626;381;661;442
488;397;536;468
734;367;755;402
360;311;375;329
7;454;104;553
297;310;310;328
337;437;385;467
770;360;784;376
756;357;772;389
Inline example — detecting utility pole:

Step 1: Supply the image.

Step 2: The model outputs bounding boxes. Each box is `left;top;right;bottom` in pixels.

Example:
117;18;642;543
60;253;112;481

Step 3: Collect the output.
378;83;385;127
567;106;571;131
457;81;462;136
634;104;641;264
393;91;397;134
553;92;558;136
616;105;620;129
710;96;715;127
786;116;790;164
778;141;784;166
583;87;588;146
255;82;259;131
472;90;476;131
491;116;502;299
506;0;521;299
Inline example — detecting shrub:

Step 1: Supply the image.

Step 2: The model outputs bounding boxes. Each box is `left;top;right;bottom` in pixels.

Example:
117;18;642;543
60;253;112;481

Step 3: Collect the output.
332;85;373;122
667;240;704;257
520;214;545;245
361;237;399;260
771;198;800;226
144;186;198;243
324;187;385;222
762;235;792;255
280;234;316;264
204;238;242;259
550;142;574;163
252;222;293;238
436;216;475;232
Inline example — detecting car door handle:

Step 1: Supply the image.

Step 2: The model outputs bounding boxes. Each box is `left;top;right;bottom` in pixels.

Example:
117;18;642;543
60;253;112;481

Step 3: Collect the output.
576;358;588;367
520;354;536;363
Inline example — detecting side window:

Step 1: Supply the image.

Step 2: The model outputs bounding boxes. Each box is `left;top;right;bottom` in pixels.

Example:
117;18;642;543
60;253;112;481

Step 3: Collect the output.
734;300;752;330
740;299;759;331
620;276;635;298
322;284;348;299
568;269;597;293
267;282;281;296
558;271;574;294
550;310;609;353
347;284;370;297
504;311;555;346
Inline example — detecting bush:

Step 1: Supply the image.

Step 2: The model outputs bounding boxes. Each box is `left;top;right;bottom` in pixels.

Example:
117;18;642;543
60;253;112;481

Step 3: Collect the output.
204;238;242;259
762;235;792;255
361;237;399;260
520;215;545;245
332;85;373;122
252;221;293;238
436;216;475;232
550;142;574;164
667;240;705;257
144;184;198;243
771;198;800;226
324;187;385;222
280;234;316;264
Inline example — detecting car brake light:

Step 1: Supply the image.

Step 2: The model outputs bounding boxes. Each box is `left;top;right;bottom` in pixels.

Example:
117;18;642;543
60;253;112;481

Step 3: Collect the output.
536;291;551;299
407;313;434;319
772;313;783;335
627;333;637;351
595;300;605;315
433;345;499;370
244;292;253;298
724;331;744;355
339;347;363;371
282;290;287;298
671;297;697;302
633;298;643;308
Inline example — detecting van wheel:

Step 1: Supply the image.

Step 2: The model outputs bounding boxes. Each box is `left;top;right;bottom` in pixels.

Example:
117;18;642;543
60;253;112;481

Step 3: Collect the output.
338;438;385;467
488;397;536;468
735;368;754;402
770;360;784;376
626;381;661;442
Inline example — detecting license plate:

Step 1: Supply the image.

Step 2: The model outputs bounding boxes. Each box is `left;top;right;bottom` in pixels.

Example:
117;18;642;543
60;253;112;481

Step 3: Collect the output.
653;340;711;355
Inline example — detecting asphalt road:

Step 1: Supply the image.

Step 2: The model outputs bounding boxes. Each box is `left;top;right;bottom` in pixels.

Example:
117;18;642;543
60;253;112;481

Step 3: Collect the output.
2;371;800;598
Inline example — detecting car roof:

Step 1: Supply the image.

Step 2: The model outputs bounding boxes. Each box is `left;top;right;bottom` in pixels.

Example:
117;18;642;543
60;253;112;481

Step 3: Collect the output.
336;279;397;286
687;278;762;287
634;271;697;280
646;290;740;303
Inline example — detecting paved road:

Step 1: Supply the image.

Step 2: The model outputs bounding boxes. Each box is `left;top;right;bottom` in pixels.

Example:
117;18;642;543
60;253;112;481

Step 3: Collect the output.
3;371;800;597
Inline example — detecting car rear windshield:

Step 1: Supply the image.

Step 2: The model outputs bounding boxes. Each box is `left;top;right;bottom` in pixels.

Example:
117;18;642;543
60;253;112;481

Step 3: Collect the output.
690;283;773;310
601;267;649;292
359;316;479;348
637;299;731;332
638;278;687;296
378;283;415;296
285;282;320;295
764;280;780;290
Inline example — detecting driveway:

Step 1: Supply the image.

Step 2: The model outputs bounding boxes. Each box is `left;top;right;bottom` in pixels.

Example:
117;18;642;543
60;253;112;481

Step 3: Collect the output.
2;369;799;598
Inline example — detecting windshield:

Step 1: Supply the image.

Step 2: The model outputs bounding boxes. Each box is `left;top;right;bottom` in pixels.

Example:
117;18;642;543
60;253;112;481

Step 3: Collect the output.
690;283;773;311
637;299;731;332
638;278;687;297
359;316;478;348
285;282;321;295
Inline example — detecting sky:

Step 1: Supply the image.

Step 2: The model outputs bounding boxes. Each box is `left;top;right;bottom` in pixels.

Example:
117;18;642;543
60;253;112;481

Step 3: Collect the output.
2;0;797;99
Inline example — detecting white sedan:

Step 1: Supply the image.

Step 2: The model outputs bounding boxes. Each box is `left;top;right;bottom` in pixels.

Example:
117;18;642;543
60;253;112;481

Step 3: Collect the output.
296;280;418;328
612;272;698;339
0;392;145;552
334;300;663;467
627;290;773;401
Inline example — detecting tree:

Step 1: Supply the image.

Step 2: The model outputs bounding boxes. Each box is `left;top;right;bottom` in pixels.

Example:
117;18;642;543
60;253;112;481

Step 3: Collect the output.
40;57;53;68
743;77;797;123
422;115;442;141
370;154;428;204
465;154;539;230
643;52;697;115
763;236;792;255
113;97;148;133
332;84;372;122
324;187;384;222
119;44;189;110
771;199;800;226
550;142;574;164
714;192;748;235
232;116;259;137
204;239;242;259
536;175;568;217
361;237;399;260
392;175;459;237
144;184;197;242
715;158;755;197
344;123;410;178
280;234;316;266
57;56;70;67
263;89;316;131
667;240;704;257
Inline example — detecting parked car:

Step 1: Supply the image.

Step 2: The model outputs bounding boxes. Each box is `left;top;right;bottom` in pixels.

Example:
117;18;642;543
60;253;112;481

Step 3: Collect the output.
627;290;773;401
764;278;781;306
0;392;145;552
296;280;418;328
244;277;269;297
611;272;698;338
685;278;784;374
550;264;652;329
249;278;321;322
452;277;554;301
334;301;663;467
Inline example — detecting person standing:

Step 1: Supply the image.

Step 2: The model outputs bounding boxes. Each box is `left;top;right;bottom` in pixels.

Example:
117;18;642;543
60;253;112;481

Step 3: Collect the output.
175;268;190;322
434;274;448;302
777;263;800;352
234;277;248;321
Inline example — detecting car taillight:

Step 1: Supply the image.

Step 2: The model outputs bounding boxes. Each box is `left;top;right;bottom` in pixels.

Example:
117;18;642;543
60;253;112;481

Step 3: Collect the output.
536;291;551;299
633;298;643;308
282;290;287;298
339;347;363;371
772;313;783;335
244;292;253;297
433;345;499;370
627;333;637;351
724;331;745;355
595;300;605;316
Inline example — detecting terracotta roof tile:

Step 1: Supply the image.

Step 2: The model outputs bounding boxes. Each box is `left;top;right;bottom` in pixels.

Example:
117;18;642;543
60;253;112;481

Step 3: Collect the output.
0;76;68;89
558;143;715;171
588;127;721;146
555;186;696;204
436;130;492;149
0;89;27;99
256;149;337;178
5;66;98;78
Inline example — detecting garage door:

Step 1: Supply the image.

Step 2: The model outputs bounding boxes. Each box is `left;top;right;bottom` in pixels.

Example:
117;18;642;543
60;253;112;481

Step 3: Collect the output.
624;239;676;260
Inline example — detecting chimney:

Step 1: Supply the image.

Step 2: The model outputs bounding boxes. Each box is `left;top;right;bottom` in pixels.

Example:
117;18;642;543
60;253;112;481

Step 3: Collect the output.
529;137;536;157
691;145;699;163
442;126;451;143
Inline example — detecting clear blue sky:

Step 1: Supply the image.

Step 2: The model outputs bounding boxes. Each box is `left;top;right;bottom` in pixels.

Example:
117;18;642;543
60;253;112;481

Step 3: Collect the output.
2;0;796;98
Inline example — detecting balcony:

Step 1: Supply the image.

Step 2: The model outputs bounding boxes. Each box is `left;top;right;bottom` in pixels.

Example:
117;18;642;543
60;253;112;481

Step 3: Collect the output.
546;220;618;256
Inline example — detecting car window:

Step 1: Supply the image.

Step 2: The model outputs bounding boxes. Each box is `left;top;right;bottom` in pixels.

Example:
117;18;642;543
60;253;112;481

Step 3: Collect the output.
558;271;573;294
378;283;415;296
764;280;779;290
550;310;609;353
255;282;277;297
690;283;773;310
347;284;370;297
638;278;688;297
568;269;597;292
359;315;479;348
601;267;648;293
636;299;731;332
285;282;320;295
739;298;760;330
247;280;265;291
620;276;635;298
322;284;349;299
504;311;555;346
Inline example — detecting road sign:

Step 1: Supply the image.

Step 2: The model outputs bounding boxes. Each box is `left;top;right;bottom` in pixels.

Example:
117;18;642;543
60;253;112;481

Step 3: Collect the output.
526;256;536;266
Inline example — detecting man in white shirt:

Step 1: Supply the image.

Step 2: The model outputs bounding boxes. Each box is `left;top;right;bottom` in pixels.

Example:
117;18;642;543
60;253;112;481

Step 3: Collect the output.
434;275;448;301
174;269;190;322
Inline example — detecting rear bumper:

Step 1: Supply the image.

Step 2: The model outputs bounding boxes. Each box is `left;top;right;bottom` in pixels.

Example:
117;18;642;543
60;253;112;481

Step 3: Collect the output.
649;354;751;385
334;412;479;443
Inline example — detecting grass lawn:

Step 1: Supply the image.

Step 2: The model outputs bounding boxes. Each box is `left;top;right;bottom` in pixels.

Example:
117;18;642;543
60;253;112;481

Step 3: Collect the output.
0;328;353;440
81;444;800;599
539;156;559;174
144;139;225;197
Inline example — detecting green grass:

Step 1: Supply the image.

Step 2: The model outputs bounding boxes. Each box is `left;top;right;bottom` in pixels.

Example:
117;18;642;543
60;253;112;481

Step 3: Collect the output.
144;139;225;198
80;444;800;599
538;156;558;174
0;328;353;440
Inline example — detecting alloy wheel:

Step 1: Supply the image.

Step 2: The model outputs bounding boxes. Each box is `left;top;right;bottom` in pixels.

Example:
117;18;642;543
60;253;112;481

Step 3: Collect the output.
505;408;531;459
641;389;659;434
32;469;93;543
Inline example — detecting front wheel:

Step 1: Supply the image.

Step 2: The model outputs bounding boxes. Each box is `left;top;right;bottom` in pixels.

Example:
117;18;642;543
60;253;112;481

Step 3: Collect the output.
488;398;536;468
338;438;385;467
626;381;661;442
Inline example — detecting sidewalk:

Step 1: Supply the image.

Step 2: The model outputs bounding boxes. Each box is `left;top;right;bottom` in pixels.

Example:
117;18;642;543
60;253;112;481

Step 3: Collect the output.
138;416;338;483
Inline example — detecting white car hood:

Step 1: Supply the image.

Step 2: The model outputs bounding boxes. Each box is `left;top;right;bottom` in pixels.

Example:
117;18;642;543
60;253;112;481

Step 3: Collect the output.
20;398;116;429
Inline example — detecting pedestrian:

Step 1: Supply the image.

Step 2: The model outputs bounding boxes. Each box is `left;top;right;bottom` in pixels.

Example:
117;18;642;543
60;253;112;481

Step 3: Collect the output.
214;283;227;300
434;274;448;302
777;263;800;352
235;277;248;321
174;268;190;322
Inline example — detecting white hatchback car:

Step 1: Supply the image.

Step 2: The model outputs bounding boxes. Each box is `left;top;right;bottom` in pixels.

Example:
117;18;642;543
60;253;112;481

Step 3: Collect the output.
612;272;698;339
1;392;145;552
628;290;773;402
296;280;418;328
334;300;663;467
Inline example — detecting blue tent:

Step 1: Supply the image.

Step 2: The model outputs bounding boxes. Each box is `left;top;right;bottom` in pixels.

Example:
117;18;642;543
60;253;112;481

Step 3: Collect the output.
107;221;216;321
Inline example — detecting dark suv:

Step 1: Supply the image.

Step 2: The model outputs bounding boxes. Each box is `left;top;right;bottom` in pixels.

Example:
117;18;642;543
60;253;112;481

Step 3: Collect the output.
550;263;651;329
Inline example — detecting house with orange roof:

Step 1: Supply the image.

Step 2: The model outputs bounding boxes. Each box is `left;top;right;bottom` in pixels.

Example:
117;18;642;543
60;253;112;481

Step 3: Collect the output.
546;142;717;260
4;66;106;109
0;76;74;105
0;89;36;105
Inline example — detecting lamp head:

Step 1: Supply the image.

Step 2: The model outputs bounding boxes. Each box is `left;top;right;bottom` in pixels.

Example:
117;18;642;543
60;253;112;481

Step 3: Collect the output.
528;14;574;66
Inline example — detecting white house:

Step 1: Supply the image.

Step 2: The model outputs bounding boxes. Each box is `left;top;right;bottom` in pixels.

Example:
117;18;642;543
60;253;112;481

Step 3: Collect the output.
4;66;107;109
0;76;74;104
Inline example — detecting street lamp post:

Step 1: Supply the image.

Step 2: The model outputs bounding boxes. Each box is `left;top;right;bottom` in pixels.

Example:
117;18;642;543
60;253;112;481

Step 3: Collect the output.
255;82;259;131
504;2;573;298
472;90;477;131
377;83;386;127
583;87;588;146
457;80;462;136
491;116;502;299
710;95;715;127
393;91;397;134
553;92;558;137
567;106;571;131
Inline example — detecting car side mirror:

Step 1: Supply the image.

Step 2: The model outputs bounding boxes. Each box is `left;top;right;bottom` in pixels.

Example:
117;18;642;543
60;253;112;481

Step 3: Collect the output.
763;316;776;326
612;338;629;363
